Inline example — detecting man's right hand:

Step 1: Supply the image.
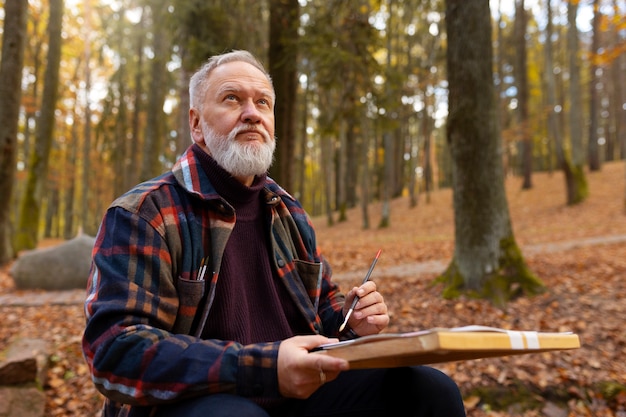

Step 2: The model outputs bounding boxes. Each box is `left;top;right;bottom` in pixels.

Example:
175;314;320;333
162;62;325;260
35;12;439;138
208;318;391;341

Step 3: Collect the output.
277;335;349;399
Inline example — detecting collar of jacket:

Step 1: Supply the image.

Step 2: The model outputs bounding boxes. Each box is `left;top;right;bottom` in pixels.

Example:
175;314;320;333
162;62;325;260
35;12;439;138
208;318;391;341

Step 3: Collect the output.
171;145;295;214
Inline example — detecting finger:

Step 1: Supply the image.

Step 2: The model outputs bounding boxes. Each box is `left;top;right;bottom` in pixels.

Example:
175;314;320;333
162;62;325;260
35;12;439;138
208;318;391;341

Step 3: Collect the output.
365;312;390;327
318;368;342;385
310;351;350;372
292;334;336;350
353;291;385;312
355;281;377;297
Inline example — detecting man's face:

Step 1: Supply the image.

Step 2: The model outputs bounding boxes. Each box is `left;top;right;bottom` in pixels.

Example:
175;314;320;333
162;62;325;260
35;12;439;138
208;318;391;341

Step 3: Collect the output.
199;116;275;180
190;61;276;183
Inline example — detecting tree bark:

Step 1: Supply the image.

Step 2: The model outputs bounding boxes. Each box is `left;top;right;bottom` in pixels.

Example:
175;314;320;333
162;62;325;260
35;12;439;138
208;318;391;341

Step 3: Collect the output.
440;0;544;306
544;0;563;171
140;2;168;182
80;3;93;234
565;1;589;205
128;6;145;191
269;0;299;192
515;0;532;189
0;0;28;263
587;0;601;171
15;0;64;252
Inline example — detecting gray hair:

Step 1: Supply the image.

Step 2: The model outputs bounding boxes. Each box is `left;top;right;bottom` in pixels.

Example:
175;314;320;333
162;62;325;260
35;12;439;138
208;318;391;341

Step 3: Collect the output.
189;50;273;111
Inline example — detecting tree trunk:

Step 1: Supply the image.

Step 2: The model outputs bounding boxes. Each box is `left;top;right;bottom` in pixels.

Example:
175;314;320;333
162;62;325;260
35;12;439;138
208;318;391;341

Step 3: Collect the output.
113;63;129;199
345;121;358;208
495;0;508;174
421;92;434;203
360;114;371;230
587;0;601;171
15;0;64;252
140;3;168;182
269;0;299;192
128;6;145;191
565;1;589;205
64;114;78;239
379;6;394;230
0;0;28;264
322;134;335;227
615;0;626;164
44;184;59;238
515;0;532;189
177;67;191;156
296;80;310;207
408;115;418;209
543;0;562;174
337;121;347;222
378;132;392;229
80;5;93;235
439;0;544;306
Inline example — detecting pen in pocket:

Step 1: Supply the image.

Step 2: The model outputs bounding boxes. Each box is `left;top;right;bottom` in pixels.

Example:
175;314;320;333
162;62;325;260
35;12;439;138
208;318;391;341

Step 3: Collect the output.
197;257;208;281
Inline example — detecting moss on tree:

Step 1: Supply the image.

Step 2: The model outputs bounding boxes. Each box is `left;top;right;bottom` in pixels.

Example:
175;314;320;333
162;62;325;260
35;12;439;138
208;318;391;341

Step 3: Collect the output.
435;237;545;307
562;158;589;206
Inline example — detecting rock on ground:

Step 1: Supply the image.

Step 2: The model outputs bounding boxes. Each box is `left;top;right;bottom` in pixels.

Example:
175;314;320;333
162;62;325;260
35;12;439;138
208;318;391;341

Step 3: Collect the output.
9;234;95;290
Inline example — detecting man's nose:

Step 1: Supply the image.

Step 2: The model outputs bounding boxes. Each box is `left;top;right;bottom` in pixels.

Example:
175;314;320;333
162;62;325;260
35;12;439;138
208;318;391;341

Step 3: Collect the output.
241;100;261;123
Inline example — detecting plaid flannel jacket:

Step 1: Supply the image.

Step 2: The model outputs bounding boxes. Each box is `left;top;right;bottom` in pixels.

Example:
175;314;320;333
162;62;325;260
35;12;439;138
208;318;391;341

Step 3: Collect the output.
83;146;346;417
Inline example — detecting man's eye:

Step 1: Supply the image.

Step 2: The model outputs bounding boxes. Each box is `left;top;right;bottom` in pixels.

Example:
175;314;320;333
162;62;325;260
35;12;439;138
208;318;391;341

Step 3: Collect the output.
225;94;237;101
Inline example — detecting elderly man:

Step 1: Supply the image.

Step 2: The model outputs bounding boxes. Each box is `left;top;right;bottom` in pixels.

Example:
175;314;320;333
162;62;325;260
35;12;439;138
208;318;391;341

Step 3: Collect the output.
83;49;466;417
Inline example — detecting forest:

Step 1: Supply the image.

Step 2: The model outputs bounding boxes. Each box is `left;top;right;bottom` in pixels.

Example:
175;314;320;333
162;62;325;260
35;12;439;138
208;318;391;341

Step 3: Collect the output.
2;0;624;301
0;0;621;239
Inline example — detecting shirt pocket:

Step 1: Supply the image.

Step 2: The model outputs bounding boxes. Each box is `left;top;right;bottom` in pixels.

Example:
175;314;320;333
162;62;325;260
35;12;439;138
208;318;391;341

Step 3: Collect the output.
172;276;206;334
293;260;323;310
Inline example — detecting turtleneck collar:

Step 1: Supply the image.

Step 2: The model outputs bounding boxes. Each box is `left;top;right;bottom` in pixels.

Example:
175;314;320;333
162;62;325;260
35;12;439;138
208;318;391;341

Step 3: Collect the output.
191;143;267;206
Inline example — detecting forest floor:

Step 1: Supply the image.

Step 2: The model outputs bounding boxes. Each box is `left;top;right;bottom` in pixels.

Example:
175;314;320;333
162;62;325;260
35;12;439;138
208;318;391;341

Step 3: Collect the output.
1;161;626;416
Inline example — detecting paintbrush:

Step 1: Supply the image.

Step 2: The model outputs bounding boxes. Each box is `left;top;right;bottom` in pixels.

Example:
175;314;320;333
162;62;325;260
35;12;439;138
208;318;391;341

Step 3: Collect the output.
338;249;382;333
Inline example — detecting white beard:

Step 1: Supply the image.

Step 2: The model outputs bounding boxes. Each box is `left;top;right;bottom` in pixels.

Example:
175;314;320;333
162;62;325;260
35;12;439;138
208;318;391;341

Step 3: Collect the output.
201;120;275;178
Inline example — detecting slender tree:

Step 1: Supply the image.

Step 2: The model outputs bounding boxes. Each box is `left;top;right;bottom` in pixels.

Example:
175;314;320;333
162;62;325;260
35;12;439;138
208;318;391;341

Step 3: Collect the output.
14;0;64;252
495;0;506;172
140;1;169;182
565;0;589;205
63;67;80;239
544;0;564;174
515;0;532;189
379;0;395;229
587;0;601;171
439;0;544;305
614;0;626;164
269;0;300;192
129;6;146;191
0;0;29;263
80;1;94;234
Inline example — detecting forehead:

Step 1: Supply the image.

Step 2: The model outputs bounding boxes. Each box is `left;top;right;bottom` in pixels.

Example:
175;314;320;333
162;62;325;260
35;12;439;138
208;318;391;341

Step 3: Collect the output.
206;61;273;97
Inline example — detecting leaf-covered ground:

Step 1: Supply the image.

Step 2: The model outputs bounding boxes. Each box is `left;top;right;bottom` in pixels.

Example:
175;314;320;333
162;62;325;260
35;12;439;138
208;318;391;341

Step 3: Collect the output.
1;161;625;416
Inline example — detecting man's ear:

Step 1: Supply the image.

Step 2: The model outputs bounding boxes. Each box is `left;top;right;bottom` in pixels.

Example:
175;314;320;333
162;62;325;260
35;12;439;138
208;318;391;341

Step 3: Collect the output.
189;108;204;145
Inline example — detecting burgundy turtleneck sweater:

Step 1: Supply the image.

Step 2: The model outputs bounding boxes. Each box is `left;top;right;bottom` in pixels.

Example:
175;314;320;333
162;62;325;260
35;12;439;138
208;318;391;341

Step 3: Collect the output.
192;145;310;345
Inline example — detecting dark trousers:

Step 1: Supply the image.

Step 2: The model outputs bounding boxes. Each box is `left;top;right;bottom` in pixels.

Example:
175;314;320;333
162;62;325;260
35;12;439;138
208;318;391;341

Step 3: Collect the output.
153;366;466;417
